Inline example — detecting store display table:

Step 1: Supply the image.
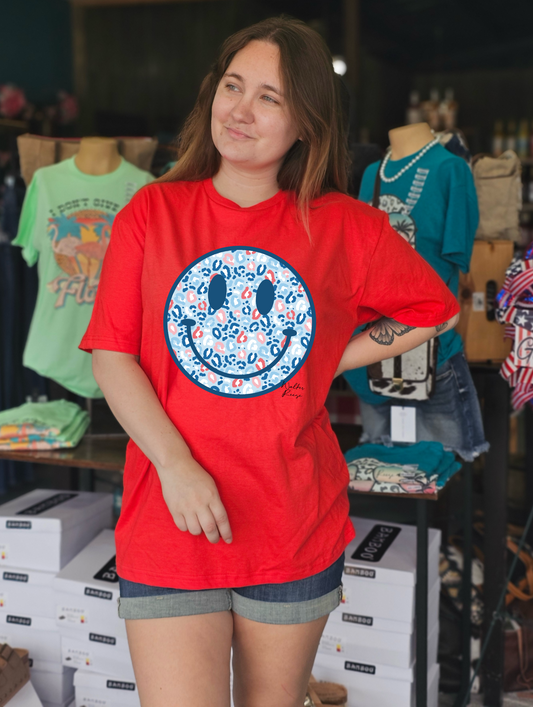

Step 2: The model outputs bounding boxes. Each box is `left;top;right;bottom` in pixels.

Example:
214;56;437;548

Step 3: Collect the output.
349;465;473;707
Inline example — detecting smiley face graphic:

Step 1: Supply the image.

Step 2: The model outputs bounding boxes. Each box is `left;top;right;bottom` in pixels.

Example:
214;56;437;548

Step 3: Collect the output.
164;247;316;397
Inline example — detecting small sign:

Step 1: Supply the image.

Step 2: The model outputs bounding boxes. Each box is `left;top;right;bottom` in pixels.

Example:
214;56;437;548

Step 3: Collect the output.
472;292;486;312
390;406;416;443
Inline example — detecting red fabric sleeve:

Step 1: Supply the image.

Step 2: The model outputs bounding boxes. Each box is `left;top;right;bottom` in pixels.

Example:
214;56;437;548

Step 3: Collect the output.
357;212;460;327
79;190;147;355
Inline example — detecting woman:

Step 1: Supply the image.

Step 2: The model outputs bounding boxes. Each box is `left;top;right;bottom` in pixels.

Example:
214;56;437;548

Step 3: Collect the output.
80;16;459;707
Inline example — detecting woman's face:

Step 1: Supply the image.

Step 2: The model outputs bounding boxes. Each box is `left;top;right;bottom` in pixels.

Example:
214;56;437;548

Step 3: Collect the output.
211;40;300;174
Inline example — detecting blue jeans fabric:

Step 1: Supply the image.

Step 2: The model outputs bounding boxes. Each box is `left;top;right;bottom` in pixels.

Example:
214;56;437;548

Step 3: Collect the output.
359;351;489;462
117;552;345;624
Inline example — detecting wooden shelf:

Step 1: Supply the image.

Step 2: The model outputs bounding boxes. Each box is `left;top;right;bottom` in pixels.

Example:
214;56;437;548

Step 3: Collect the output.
0;434;128;472
348;487;440;501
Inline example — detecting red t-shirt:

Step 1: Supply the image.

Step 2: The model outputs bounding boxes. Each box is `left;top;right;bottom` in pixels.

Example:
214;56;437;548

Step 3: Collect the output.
79;178;459;589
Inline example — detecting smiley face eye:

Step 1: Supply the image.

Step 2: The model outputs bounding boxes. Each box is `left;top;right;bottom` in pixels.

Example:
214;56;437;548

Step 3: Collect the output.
208;274;227;311
256;279;275;315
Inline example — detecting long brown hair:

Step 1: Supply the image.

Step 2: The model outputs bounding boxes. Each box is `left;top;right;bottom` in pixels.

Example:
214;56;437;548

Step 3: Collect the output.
159;16;349;229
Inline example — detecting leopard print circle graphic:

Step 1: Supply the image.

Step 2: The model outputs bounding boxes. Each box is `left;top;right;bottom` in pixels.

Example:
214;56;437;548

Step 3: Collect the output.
164;247;316;397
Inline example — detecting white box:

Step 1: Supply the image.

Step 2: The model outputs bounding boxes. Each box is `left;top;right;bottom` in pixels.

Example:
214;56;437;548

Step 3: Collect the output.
0;612;61;663
61;628;134;679
319;619;439;671
0;489;113;572
74;669;141;707
0;566;56;618
328;578;440;636
42;699;73;707
30;659;74;704
54;529;124;638
312;653;439;707
341;516;440;624
8;680;43;707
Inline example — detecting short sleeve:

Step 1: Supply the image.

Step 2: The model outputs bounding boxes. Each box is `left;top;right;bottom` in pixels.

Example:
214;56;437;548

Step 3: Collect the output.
358;162;379;204
441;159;479;273
79;189;147;356
357;213;460;327
12;173;40;266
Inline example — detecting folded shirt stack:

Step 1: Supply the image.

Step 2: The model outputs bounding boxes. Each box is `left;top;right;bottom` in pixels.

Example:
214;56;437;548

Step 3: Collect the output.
0;400;90;450
345;441;461;495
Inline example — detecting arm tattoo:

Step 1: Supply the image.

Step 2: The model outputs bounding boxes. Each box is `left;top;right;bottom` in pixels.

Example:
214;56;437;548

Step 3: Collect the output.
368;318;416;346
435;322;448;333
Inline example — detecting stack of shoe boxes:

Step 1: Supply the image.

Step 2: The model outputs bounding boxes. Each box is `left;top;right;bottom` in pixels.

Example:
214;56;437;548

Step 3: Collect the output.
55;529;142;707
0;489;113;707
312;516;441;707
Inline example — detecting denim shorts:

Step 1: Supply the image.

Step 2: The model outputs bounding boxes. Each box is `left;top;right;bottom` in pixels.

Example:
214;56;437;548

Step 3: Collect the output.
359;352;489;462
117;552;345;625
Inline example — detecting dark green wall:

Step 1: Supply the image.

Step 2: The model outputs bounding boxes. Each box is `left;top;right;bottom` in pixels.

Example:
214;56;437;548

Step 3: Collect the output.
0;0;72;103
82;0;277;136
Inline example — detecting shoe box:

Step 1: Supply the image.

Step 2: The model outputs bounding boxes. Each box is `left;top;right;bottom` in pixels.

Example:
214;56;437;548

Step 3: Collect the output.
312;654;439;707
0;489;113;572
54;529;124;638
319;580;440;669
0;566;56;618
74;669;141;707
340;516;441;623
61;629;134;679
0;612;61;662
8;680;44;707
29;659;75;705
5;681;74;707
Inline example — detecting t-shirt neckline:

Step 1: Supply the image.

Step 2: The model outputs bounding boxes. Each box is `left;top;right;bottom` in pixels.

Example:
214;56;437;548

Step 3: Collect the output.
204;177;286;211
66;155;129;183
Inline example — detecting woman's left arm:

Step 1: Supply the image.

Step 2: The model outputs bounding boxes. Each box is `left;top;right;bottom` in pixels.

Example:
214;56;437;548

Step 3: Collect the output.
334;312;459;378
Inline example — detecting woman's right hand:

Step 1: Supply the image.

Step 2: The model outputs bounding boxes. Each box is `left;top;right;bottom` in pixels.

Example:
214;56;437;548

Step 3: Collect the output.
158;456;233;545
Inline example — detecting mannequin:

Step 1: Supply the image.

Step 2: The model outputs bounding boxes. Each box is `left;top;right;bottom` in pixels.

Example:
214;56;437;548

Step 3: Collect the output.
74;137;122;176
389;122;434;160
344;118;488;462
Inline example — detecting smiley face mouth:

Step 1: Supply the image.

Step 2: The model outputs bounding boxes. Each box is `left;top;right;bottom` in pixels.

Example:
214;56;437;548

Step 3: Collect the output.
180;318;297;379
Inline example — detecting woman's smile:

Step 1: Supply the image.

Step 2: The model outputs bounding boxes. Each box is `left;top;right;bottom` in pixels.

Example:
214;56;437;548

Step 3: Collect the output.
226;126;252;140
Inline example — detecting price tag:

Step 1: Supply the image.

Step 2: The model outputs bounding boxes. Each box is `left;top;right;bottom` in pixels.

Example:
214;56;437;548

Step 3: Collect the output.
472;292;485;312
390;406;416;443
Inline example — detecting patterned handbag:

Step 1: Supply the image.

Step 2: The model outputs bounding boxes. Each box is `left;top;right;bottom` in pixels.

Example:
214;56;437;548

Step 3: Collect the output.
367;160;438;401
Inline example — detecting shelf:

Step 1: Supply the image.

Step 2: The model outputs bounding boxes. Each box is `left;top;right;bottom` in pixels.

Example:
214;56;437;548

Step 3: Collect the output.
0;434;128;472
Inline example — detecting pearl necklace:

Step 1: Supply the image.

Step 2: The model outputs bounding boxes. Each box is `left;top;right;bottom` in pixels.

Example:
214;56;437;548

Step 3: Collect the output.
379;137;440;183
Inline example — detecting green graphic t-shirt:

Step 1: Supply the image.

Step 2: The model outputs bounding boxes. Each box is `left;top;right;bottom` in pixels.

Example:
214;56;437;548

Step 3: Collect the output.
13;157;154;397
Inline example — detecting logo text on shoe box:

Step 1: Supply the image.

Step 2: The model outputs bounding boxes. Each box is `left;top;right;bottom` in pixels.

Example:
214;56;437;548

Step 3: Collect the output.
7;615;31;626
106;680;135;691
344;567;375;578
89;633;116;645
5;521;31;529
16;492;78;516
85;587;113;600
3;572;28;583
93;556;118;583
350;524;402;563
341;613;373;626
345;661;376;675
